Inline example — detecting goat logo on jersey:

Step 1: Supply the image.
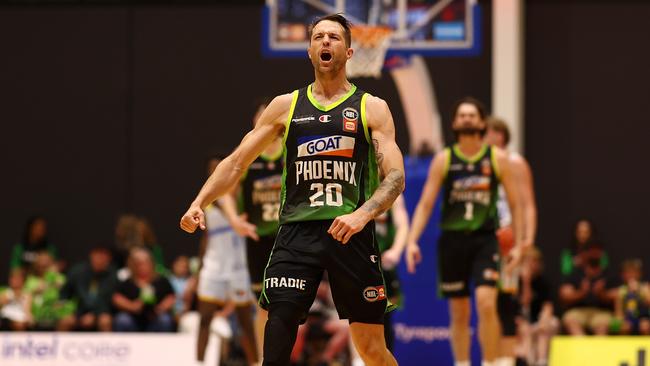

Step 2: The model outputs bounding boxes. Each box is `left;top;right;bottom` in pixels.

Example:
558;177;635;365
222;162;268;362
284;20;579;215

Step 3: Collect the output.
296;135;355;158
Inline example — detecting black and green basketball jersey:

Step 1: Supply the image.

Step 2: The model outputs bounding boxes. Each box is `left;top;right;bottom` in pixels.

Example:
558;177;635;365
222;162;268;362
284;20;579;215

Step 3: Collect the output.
440;144;500;232
375;210;395;253
239;148;283;237
279;84;379;224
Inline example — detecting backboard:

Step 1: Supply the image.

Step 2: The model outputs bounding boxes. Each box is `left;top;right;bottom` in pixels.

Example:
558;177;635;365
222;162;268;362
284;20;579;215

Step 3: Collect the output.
262;0;481;58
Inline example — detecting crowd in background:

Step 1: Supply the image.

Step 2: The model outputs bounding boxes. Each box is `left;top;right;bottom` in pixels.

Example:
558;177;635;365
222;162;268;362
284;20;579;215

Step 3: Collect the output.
1;214;649;365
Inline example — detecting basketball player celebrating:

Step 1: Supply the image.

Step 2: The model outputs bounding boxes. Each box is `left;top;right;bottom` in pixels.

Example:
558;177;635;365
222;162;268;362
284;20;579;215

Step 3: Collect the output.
238;98;284;355
405;98;524;366
485;117;537;366
181;14;404;366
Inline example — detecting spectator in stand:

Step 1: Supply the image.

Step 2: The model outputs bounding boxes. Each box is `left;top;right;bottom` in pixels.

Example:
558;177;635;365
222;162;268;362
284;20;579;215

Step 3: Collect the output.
23;252;75;330
168;255;196;317
518;248;558;366
113;214;167;275
614;259;650;335
0;269;33;331
561;219;609;276
59;246;117;331
10;216;58;271
112;247;175;332
559;244;613;335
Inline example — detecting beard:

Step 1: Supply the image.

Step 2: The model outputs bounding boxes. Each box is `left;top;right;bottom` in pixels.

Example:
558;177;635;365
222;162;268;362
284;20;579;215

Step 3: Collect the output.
453;126;487;137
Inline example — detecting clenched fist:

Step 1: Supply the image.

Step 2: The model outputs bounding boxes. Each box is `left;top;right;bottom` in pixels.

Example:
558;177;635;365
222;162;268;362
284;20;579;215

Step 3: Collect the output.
180;205;206;233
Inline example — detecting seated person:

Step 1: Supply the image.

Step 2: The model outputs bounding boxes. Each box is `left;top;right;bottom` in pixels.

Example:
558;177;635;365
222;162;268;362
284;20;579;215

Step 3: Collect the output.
112;247;175;332
559;244;613;335
168;255;196;318
59;246;117;331
560;219;609;276
10;216;58;271
519;248;559;366
0;268;33;331
23;252;74;330
614;259;650;335
291;277;350;366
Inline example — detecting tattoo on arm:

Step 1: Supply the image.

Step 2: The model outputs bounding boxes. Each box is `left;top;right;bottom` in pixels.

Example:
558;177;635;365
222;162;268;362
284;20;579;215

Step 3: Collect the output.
360;168;405;218
372;139;384;167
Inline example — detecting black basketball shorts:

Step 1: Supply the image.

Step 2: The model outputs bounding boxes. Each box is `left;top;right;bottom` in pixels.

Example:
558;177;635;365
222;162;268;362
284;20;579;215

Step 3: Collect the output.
437;230;500;298
247;235;276;298
259;220;391;324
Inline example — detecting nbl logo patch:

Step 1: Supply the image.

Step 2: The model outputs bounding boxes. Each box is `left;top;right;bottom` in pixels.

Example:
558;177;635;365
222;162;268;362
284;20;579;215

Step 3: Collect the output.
342;107;358;133
297;135;355;158
363;285;386;302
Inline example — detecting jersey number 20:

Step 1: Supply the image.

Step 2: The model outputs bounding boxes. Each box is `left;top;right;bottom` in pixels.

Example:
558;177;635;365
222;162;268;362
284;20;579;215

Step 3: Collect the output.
309;183;343;207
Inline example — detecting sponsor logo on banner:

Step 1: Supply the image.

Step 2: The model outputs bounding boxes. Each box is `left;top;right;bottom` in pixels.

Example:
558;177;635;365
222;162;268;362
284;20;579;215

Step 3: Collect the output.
297;135;355;158
342;107;358;133
319;115;331;123
0;332;195;366
363;285;386;302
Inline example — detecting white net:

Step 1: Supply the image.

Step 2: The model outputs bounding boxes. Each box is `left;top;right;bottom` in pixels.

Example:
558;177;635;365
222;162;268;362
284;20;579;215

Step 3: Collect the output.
346;25;393;79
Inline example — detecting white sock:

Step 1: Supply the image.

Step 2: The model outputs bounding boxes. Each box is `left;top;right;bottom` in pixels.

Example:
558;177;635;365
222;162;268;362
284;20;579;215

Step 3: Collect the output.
455;361;470;366
495;357;516;366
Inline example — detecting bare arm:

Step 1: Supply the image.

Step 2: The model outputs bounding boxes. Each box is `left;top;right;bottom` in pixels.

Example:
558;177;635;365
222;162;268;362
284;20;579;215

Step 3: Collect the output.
112;293;142;313
327;96;405;244
511;154;537;247
497;148;526;271
381;194;410;269
404;150;448;273
180;93;293;233
155;294;176;314
217;194;259;240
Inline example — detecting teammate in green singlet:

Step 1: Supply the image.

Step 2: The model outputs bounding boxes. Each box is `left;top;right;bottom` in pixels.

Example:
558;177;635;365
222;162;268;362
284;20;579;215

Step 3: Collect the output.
405;98;525;366
180;14;404;366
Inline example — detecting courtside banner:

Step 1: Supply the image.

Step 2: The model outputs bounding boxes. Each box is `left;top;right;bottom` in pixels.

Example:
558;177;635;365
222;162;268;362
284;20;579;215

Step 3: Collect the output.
550;336;649;366
0;332;194;366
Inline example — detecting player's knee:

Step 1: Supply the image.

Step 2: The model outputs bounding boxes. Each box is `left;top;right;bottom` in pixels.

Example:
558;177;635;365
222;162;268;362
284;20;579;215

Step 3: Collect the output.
475;289;497;316
449;299;471;325
353;334;385;362
263;302;304;366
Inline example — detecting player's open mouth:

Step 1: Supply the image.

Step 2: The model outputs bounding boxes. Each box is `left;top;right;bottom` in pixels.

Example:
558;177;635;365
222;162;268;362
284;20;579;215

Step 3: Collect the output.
320;51;332;62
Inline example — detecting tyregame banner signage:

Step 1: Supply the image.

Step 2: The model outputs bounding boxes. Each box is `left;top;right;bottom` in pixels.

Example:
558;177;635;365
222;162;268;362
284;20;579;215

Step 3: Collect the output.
0;332;194;366
392;157;482;365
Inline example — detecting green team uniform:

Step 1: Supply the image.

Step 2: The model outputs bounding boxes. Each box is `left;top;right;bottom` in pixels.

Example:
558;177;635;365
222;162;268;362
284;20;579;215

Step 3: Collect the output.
239;150;283;296
437;144;501;297
260;84;390;324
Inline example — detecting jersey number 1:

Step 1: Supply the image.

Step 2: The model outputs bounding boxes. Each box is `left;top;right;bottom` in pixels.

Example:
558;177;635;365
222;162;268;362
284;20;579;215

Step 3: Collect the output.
309;183;343;207
464;202;474;220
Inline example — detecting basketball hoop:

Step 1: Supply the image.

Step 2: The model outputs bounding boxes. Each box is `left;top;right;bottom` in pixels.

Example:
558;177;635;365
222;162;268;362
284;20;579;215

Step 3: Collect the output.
347;25;393;79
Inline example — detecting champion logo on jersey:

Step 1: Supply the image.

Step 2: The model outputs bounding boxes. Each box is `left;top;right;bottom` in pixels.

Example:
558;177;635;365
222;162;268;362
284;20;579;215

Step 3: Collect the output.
319;115;332;123
297;135;355;158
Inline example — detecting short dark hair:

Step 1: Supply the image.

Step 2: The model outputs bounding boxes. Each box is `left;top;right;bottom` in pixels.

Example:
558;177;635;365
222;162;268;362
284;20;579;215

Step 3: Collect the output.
452;97;487;120
308;13;352;47
486;116;511;145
